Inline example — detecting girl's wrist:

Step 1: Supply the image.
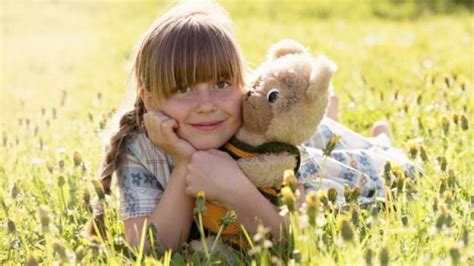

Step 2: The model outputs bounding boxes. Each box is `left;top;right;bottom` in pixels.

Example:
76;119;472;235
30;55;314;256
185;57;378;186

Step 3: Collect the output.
221;177;257;209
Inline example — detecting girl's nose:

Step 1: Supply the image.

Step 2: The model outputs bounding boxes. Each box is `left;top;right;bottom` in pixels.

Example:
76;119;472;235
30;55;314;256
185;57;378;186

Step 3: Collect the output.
196;89;216;113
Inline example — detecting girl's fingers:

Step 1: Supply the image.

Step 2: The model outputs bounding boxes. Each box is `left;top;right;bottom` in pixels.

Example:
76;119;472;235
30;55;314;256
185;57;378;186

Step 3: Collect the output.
160;119;179;140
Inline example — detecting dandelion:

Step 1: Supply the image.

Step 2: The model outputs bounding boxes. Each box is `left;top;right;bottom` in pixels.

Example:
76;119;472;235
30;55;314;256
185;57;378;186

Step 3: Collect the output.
88;112;94;122
435;204;453;230
82;189;90;205
194;191;207;215
306;191;318;226
219;210;237;228
283;169;298;191
409;143;418;159
91;179;105;201
401;214;408;226
437;156;447;172
442;191;453;206
11;183;19;199
53;240;68;261
460;114;468;130
462;225;468;246
449;246;461;265
328;187;338;203
419;145;429;162
380;246;389;266
441;116;449;135
46;161;54;174
365;248;374;266
444;76;451;88
439;178;447;194
41;106;46;116
323;134;341;157
75;246;86;262
383;161;394;186
317;190;329;207
38;205;51;231
57;176;65;187
340;218;354;242
416;94;422;105
27;254;38;266
351;208;360;226
58;160;65;171
73;151;82;167
7;219;16;234
453;114;459;125
447;169;457;188
352;186;361;201
281;186;296;211
344;184;352;203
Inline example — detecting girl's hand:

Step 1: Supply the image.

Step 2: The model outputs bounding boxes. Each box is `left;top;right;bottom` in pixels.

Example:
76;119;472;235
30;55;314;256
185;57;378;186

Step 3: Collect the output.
143;111;196;165
184;150;254;207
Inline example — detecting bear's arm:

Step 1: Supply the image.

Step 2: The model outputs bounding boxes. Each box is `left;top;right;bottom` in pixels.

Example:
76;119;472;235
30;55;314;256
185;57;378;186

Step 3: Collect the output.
237;152;297;188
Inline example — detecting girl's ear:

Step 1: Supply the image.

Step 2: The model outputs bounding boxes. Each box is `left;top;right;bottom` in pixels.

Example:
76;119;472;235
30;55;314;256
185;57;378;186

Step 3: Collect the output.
139;87;156;111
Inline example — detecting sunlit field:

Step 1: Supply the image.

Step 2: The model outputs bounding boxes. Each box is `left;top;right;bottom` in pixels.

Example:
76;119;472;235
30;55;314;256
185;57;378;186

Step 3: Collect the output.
1;0;473;264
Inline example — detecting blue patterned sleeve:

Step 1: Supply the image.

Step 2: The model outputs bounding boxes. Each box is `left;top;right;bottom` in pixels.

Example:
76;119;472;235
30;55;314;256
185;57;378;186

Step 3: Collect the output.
117;146;165;221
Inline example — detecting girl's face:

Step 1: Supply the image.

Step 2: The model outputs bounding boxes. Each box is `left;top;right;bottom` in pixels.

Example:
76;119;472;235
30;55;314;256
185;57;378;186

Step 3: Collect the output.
157;80;243;150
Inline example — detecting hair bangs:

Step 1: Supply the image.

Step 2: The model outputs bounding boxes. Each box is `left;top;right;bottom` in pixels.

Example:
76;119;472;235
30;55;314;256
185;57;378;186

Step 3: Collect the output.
154;18;244;99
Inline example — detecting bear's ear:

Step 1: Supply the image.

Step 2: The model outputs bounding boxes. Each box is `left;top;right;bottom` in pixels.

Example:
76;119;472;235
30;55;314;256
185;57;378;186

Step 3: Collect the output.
307;55;337;100
267;39;308;61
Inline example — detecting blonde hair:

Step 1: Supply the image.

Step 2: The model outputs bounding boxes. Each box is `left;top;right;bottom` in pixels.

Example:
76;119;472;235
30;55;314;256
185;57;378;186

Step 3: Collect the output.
88;1;245;238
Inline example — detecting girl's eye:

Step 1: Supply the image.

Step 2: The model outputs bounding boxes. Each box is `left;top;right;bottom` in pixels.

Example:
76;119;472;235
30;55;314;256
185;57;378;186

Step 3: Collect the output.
215;80;230;89
175;86;193;94
267;88;279;103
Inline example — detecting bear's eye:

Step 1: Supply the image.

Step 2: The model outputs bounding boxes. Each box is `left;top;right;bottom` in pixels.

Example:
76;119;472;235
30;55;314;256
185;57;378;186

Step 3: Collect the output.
266;89;280;103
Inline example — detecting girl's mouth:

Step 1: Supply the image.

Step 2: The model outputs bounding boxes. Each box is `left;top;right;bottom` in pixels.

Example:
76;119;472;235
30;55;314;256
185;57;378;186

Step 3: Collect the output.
191;121;224;131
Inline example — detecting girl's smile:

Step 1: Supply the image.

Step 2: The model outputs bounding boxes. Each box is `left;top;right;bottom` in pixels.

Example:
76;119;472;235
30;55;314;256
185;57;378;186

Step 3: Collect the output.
190;120;224;131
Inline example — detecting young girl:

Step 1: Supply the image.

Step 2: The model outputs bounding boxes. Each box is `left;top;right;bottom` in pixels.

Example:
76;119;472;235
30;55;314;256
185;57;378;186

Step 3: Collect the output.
96;1;414;251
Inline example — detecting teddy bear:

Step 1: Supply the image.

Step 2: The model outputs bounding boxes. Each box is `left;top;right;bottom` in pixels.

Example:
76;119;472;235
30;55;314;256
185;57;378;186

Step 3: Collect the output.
200;39;337;243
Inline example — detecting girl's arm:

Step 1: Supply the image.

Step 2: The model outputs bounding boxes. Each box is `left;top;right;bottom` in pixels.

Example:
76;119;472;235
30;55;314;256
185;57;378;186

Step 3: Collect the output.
123;111;197;251
184;150;304;240
123;163;194;251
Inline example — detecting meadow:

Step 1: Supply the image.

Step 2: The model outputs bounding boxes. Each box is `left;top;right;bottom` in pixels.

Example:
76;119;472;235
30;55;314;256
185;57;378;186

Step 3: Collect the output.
1;0;473;265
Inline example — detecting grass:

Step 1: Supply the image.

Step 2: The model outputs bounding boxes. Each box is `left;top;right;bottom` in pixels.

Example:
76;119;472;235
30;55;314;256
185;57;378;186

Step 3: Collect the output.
1;0;473;264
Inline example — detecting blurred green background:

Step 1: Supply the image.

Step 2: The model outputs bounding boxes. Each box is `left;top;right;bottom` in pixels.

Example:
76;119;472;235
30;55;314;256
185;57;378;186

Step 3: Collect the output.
0;0;473;264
